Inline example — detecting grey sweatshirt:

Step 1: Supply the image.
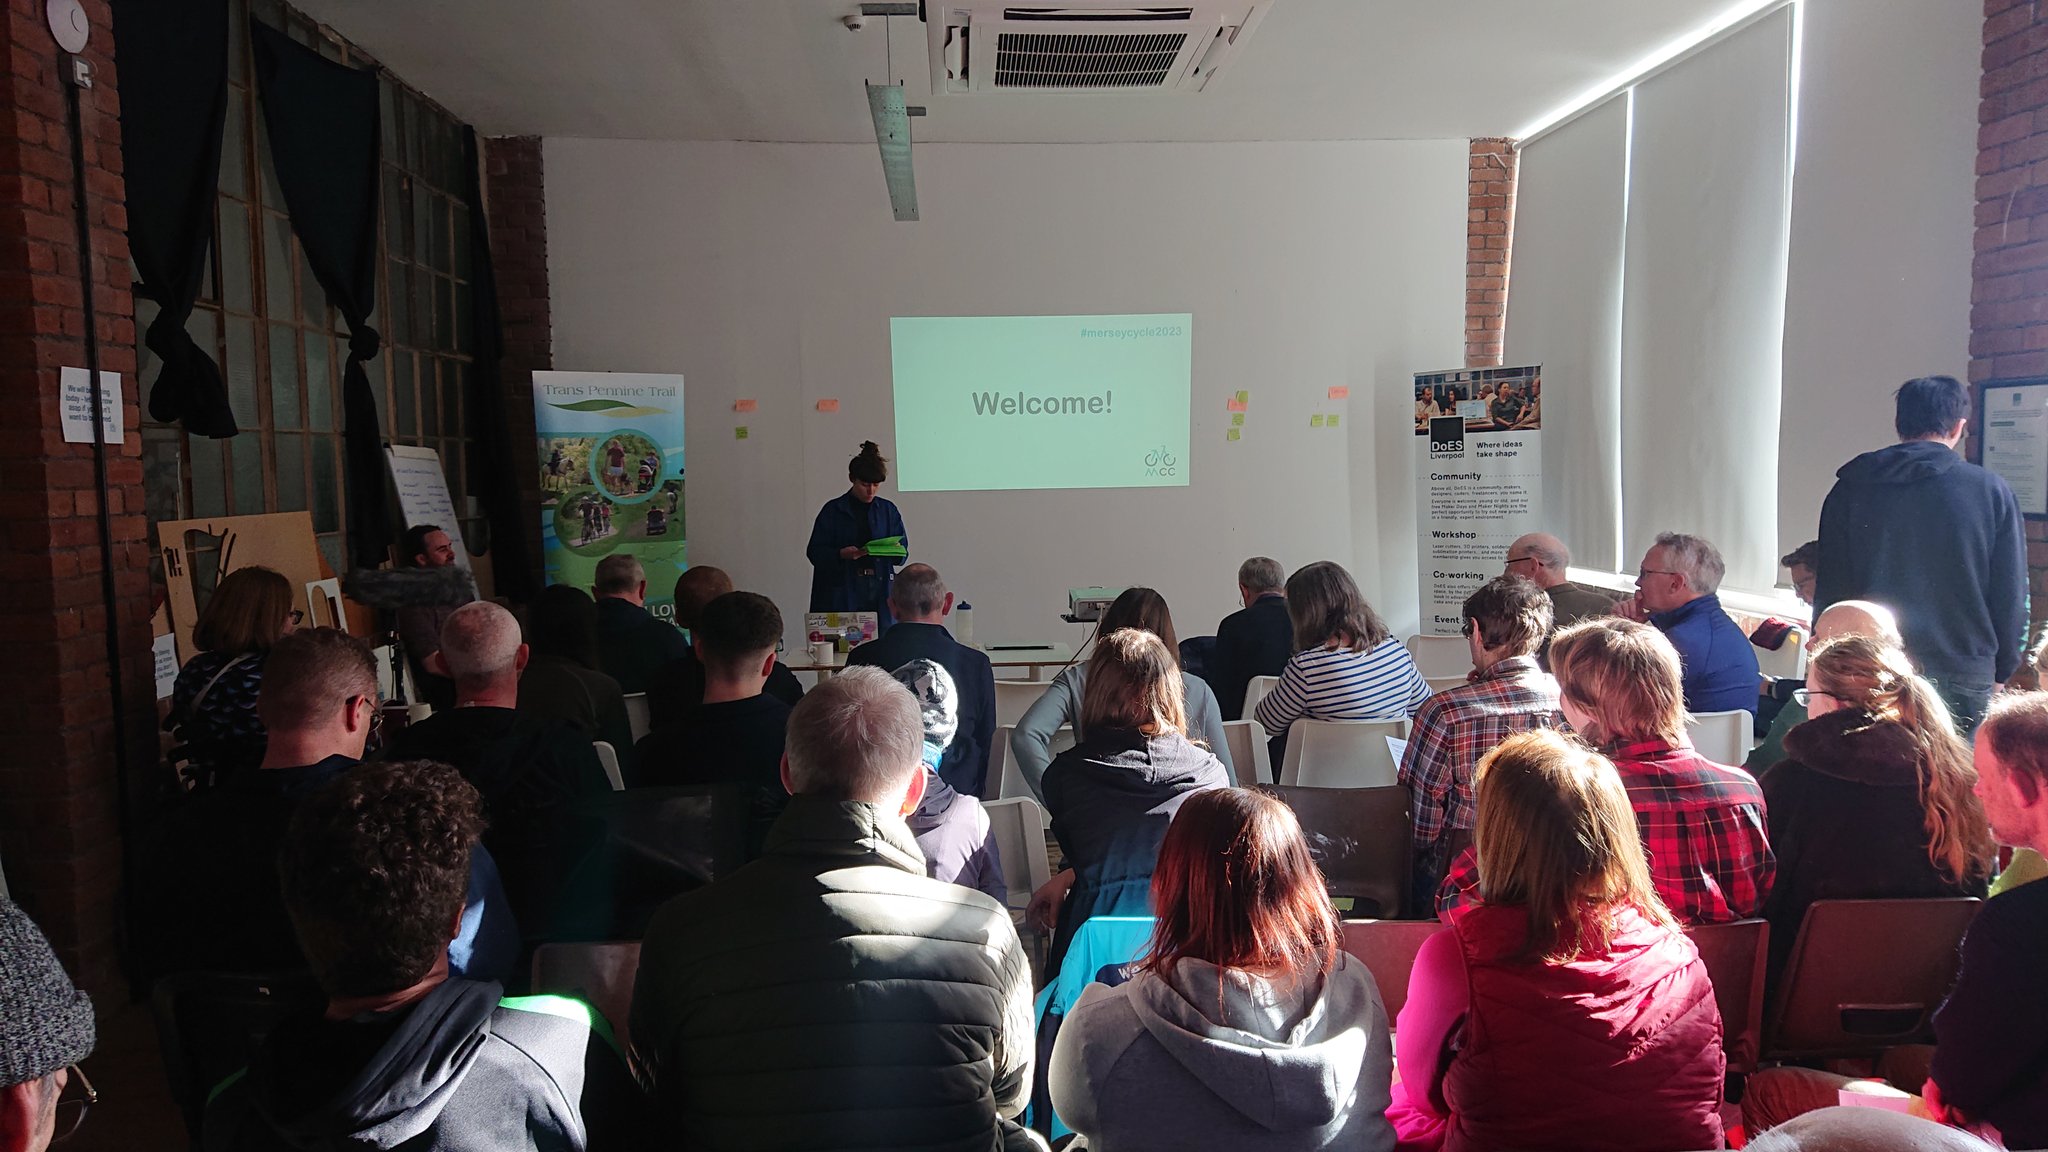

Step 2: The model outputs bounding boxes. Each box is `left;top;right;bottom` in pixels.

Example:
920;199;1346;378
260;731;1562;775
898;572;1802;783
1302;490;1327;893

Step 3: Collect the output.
1049;955;1396;1152
1011;664;1235;799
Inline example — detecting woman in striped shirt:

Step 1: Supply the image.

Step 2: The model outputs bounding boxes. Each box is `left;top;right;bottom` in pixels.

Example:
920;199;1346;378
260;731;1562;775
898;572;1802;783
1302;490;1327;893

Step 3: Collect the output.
1255;561;1432;769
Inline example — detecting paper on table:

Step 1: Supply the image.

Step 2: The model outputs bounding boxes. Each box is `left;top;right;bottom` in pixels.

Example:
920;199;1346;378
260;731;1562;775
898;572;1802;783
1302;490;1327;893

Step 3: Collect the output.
1386;735;1408;764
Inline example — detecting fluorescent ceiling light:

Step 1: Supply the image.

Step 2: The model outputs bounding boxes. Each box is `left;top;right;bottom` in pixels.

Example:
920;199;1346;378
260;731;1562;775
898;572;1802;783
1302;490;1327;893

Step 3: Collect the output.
1515;0;1789;141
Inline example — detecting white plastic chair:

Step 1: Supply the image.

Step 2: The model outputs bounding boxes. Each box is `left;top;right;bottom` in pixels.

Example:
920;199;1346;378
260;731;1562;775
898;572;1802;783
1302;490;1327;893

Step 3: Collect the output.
1404;634;1471;680
1242;674;1281;722
591;741;626;790
983;796;1053;917
1219;719;1273;786
623;692;652;744
1686;710;1753;766
993;680;1049;728
1425;675;1467;696
1754;631;1806;681
1278;718;1410;788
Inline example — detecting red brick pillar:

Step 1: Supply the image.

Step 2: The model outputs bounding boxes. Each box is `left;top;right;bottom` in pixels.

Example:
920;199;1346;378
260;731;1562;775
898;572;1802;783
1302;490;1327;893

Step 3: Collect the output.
1466;138;1517;369
0;2;153;994
484;136;550;576
1976;0;2048;628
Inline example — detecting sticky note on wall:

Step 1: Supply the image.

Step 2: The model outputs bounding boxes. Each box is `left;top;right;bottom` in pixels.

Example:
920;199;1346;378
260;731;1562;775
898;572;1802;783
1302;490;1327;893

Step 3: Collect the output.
1225;399;1247;413
816;398;840;412
1327;413;1340;428
733;399;758;413
1328;386;1351;400
735;426;749;440
1235;390;1249;403
1310;414;1326;428
1231;413;1244;427
1226;428;1241;442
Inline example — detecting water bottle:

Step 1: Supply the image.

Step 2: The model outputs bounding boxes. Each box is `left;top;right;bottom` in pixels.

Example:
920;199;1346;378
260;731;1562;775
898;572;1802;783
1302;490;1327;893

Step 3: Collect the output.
954;602;975;647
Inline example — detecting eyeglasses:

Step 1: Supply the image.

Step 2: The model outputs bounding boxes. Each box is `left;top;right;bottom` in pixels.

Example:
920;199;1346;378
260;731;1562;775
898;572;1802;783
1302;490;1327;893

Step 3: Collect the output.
1504;555;1538;568
52;1064;95;1143
287;609;305;626
1459;619;1476;637
1636;569;1681;581
1792;688;1834;708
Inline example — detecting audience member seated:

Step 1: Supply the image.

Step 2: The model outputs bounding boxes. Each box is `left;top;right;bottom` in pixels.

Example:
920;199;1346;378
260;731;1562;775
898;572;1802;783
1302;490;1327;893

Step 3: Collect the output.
1760;634;1993;990
646;565;803;731
1389;730;1725;1152
516;584;635;766
394;523;472;713
1030;629;1231;975
141;628;516;983
1254;560;1432;770
1443;618;1774;922
590;554;690;694
1743;693;2048;1147
167;565;298;788
894;659;1005;901
630;667;1037;1151
1210;556;1294;721
1503;532;1620;630
0;898;95;1152
381;602;612;944
1399;576;1564;911
847;563;997;797
1014;587;1233;795
1783;539;1820;609
1745;599;1902;775
205;760;649;1151
633;591;792;853
1050;787;1395;1152
1617;531;1762;718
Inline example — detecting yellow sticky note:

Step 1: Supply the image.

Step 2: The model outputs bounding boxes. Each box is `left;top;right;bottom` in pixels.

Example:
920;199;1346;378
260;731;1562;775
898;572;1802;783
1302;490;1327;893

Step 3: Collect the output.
735;426;749;440
816;398;840;413
733;399;758;413
1231;413;1244;427
1327;413;1340;428
1235;389;1249;403
1310;414;1325;428
1226;428;1241;442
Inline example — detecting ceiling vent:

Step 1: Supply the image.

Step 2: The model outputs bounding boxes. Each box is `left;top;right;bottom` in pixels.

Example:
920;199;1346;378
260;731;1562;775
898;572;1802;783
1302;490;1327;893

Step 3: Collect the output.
927;3;1272;95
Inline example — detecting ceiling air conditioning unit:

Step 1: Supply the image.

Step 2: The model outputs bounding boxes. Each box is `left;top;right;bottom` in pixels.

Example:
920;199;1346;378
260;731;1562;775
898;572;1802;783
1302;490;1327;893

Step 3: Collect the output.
927;3;1272;95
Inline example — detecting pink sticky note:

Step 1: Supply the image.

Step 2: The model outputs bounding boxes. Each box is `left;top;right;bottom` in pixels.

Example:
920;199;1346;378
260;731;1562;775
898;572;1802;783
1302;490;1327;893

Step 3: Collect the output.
816;398;841;413
733;399;758;413
1328;386;1351;400
1225;398;1248;413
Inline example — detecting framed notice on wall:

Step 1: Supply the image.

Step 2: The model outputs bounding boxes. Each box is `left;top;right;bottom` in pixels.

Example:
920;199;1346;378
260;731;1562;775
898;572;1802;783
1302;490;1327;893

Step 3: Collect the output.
1978;379;2048;520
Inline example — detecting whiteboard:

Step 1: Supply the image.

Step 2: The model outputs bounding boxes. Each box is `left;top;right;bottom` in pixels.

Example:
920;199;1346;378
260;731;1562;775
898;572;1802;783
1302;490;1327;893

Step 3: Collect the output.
385;444;471;569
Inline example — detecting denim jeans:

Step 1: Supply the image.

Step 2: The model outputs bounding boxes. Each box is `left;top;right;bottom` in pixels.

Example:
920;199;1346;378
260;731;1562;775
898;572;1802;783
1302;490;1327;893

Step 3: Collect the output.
1922;671;1994;738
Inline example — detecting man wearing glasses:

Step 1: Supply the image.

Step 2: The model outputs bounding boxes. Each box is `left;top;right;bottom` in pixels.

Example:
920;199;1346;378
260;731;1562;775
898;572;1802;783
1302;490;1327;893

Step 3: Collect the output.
1616;532;1761;719
0;897;95;1150
1501;533;1621;631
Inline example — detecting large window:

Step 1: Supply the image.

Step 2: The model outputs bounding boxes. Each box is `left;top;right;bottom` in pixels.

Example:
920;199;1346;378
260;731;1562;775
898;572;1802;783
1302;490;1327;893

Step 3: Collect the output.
138;0;478;576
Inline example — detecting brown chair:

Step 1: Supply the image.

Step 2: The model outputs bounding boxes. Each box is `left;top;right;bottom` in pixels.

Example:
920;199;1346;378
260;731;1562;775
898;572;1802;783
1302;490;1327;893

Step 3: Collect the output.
1339;919;1445;1021
1764;898;1980;1061
1685;918;1769;1076
529;940;644;1057
1258;783;1412;919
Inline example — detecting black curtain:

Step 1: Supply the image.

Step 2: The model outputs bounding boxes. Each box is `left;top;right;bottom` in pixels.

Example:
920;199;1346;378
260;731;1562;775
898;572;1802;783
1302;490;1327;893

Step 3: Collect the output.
249;22;386;567
460;128;538;601
111;0;237;439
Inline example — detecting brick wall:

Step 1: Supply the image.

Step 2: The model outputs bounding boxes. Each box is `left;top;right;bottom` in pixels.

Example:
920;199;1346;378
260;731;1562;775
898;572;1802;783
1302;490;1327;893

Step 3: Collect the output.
1976;0;2048;626
1466;138;1517;368
484;136;549;580
0;0;154;994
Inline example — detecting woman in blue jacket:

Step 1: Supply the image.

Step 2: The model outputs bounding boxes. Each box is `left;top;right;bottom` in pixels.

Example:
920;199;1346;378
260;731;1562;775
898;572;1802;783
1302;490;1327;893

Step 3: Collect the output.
806;441;908;628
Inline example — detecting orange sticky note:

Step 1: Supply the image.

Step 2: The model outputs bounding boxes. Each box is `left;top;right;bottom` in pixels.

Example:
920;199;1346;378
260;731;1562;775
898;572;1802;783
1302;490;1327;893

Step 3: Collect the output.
816;398;840;413
1225;398;1247;413
733;399;758;413
1328;386;1351;400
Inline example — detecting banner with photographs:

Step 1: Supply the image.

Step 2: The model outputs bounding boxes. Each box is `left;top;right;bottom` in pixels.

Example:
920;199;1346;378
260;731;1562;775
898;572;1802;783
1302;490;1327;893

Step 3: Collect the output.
1414;365;1544;635
534;371;688;621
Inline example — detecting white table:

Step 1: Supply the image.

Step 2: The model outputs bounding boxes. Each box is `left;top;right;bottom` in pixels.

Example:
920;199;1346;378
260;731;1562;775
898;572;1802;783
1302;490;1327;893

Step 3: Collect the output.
792;642;1075;682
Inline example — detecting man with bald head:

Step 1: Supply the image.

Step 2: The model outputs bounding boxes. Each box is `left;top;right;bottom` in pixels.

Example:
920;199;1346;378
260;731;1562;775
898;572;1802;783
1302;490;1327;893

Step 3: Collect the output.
1503;533;1621;629
647;565;804;730
846;563;997;797
1744;599;1903;774
383;601;611;944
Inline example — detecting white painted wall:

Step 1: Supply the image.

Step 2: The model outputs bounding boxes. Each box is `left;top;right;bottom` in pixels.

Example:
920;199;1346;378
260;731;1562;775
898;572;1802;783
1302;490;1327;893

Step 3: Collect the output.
544;139;1466;653
1778;0;1979;556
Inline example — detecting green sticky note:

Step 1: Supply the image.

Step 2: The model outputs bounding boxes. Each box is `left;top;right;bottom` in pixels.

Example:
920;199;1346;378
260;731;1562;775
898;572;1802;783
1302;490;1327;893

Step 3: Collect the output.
1310;414;1325;428
1327;413;1340;428
1231;413;1244;427
1226;428;1241;442
1235;389;1249;403
735;426;749;440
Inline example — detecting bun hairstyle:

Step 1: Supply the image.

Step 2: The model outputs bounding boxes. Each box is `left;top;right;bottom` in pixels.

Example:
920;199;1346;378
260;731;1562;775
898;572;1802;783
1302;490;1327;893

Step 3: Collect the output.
849;441;889;484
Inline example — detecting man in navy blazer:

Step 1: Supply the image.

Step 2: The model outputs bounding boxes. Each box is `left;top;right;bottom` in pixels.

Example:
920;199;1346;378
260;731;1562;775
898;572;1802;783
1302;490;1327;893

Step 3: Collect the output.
1211;556;1294;721
846;564;996;797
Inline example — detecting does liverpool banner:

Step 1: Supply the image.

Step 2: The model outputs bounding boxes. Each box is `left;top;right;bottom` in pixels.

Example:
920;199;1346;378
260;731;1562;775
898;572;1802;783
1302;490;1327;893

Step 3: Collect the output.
1414;365;1543;636
535;371;687;621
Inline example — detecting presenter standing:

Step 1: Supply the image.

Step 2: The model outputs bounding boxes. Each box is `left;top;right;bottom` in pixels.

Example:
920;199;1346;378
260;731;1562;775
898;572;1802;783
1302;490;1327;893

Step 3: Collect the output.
807;440;909;629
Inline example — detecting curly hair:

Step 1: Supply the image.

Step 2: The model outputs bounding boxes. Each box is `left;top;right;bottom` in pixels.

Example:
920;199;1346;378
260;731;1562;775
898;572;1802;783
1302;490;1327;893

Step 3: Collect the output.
279;760;485;998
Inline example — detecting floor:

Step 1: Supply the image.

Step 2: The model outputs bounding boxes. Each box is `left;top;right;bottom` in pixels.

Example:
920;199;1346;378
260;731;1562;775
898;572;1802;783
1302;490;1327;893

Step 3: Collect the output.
74;1000;187;1152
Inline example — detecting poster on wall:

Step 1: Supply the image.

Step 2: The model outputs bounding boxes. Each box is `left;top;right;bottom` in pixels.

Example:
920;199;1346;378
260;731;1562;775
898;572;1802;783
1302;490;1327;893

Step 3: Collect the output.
1979;380;2048;519
534;371;687;621
1413;365;1544;635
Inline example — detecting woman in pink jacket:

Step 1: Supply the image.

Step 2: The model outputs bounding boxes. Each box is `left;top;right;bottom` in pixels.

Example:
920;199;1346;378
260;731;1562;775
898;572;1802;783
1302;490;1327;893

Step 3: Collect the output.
1387;729;1725;1152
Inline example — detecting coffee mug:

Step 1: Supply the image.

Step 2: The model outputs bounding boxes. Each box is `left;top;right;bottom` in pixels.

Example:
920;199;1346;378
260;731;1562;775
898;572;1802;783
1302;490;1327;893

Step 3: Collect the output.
809;639;836;666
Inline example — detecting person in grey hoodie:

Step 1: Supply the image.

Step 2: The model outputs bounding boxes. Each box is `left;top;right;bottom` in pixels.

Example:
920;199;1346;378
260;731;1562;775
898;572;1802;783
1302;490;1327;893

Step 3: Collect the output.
893;658;1006;902
204;760;649;1152
1049;788;1395;1152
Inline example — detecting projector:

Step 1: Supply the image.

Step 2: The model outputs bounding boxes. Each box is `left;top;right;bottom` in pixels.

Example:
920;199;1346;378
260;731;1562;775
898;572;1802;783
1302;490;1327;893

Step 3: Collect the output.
1068;587;1123;622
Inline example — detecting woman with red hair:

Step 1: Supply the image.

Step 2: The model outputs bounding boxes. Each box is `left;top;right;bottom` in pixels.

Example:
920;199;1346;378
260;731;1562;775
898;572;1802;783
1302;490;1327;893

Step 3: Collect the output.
1048;787;1395;1151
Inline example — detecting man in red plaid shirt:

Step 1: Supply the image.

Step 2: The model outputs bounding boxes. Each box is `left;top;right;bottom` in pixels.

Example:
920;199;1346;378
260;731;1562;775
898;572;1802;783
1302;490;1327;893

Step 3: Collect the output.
1399;576;1564;911
1438;616;1774;922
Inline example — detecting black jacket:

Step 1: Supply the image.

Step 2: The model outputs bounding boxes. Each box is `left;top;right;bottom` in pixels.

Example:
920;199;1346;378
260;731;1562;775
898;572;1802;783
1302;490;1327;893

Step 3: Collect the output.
1932;878;2048;1149
644;647;804;733
592;598;691;695
1759;708;1988;989
1211;594;1293;721
847;622;997;798
631;795;1035;1151
204;978;650;1151
1816;440;2027;681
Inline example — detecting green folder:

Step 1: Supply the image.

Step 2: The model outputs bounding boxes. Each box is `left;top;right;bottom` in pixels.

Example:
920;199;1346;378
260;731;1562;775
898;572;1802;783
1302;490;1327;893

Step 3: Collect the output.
864;535;908;558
